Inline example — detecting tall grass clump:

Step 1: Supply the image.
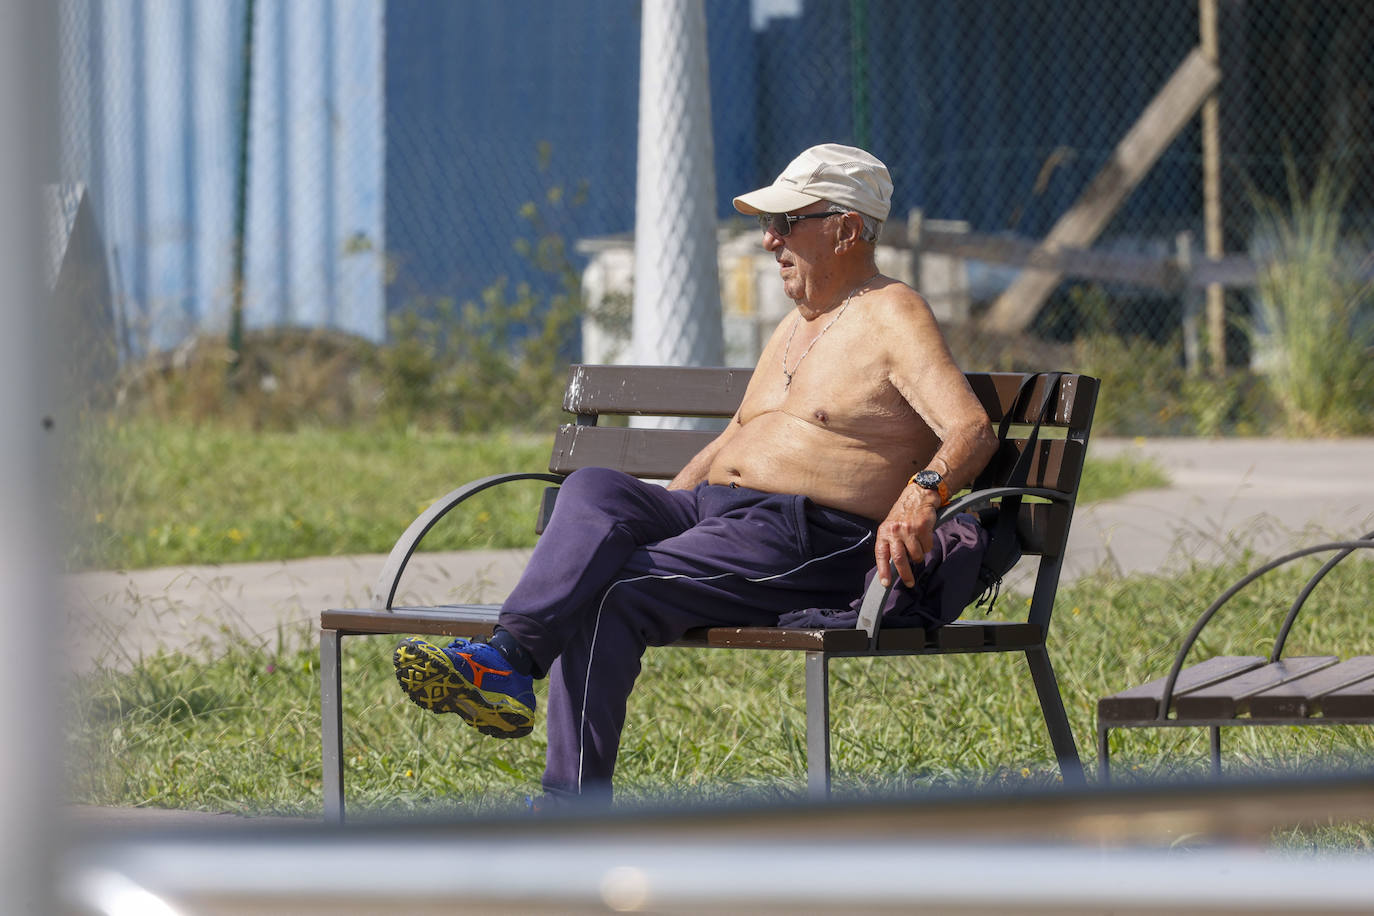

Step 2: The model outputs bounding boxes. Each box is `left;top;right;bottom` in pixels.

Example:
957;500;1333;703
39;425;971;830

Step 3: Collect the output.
1249;159;1374;435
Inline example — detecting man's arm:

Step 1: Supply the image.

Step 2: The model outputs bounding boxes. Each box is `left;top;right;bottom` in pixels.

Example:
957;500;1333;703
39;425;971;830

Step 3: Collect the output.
876;293;1000;587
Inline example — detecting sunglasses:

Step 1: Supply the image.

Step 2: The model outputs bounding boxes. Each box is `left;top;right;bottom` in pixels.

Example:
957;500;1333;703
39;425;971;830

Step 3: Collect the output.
757;210;843;237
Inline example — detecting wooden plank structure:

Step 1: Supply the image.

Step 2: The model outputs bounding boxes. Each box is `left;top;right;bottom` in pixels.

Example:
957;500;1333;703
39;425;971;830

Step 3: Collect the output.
982;47;1221;335
321;366;1100;822
1097;537;1374;780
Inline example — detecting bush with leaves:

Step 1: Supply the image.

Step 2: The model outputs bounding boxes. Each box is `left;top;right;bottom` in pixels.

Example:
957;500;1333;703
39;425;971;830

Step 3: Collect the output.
1249;159;1374;436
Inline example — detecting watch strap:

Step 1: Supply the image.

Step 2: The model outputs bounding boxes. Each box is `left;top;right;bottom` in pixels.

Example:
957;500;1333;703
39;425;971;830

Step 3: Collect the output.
909;471;950;506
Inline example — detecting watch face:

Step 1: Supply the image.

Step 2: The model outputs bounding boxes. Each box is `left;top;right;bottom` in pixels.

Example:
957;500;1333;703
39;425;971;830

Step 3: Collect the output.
915;470;942;489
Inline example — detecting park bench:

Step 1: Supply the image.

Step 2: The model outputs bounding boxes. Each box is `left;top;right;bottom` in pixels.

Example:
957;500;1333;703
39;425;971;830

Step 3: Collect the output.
1097;534;1374;781
321;365;1100;822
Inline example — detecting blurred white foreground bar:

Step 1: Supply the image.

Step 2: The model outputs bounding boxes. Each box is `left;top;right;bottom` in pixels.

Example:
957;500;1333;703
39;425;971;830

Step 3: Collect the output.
66;833;1374;915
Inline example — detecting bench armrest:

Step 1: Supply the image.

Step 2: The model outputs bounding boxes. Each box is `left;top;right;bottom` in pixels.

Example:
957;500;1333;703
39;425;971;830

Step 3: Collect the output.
854;485;1074;642
371;472;565;611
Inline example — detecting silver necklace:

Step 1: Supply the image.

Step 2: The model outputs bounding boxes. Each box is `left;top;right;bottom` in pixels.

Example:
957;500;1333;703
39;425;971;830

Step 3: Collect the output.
780;275;878;390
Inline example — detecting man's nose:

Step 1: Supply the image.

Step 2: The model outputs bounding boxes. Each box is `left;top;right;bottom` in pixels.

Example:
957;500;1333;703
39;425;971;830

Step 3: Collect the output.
762;229;783;251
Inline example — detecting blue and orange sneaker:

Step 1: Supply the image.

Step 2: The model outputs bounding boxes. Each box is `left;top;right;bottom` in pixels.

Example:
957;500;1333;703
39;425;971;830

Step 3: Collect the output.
392;637;536;738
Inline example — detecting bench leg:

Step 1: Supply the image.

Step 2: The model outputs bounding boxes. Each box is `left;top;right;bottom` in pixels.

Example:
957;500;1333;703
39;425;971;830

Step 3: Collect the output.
1025;646;1085;786
320;629;345;824
1097;724;1112;785
805;652;831;800
1209;726;1222;778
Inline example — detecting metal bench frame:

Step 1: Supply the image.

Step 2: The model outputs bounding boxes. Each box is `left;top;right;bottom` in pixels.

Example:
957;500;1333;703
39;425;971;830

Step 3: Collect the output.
321;366;1099;822
1097;536;1374;781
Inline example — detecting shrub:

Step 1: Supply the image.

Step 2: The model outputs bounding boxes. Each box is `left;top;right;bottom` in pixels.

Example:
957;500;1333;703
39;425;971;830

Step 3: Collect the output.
1248;159;1374;435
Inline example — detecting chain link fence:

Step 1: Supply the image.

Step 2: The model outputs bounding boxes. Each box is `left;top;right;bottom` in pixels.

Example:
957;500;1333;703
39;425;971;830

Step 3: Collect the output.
52;0;1374;433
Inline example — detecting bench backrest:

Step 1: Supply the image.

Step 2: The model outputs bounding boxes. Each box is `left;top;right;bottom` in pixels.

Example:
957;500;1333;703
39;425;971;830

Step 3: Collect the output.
549;365;1098;562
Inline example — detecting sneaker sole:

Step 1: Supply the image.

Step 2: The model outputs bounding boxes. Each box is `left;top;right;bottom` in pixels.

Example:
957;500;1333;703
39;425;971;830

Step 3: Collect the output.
392;638;535;738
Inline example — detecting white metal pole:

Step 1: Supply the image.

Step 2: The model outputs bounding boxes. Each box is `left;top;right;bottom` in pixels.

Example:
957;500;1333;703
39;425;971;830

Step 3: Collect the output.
0;1;58;912
632;0;723;378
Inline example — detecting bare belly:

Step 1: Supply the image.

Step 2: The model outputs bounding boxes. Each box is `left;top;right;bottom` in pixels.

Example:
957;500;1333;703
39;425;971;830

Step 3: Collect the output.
707;411;934;520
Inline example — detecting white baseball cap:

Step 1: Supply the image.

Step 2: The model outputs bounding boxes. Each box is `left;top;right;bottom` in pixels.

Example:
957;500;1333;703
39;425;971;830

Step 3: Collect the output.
733;143;893;221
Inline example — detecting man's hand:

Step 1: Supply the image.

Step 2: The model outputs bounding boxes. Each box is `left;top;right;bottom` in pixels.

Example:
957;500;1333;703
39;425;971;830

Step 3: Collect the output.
875;485;941;588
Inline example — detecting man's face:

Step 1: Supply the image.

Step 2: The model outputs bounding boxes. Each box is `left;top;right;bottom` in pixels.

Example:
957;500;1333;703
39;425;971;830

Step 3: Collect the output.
761;203;841;304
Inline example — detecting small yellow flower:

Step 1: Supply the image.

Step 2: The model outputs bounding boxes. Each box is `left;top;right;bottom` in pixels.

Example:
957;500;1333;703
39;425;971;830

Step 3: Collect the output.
227;528;244;542
1072;606;1081;616
405;769;414;779
476;510;491;524
1021;768;1032;778
94;512;105;524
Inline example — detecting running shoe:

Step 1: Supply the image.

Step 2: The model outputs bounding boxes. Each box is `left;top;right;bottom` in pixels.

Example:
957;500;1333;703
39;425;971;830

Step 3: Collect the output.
392;636;536;738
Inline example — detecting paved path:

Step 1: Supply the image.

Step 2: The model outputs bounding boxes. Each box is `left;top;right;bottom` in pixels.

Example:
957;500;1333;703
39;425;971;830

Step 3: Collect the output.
1061;437;1374;580
64;438;1374;674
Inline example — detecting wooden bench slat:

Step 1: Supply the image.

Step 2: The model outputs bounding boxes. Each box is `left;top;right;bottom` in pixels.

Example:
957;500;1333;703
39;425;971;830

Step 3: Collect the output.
982;621;1046;647
1098;656;1266;722
321;606;501;639
1173;657;1340;719
704;626;869;652
1018;502;1072;558
965;372;1094;428
563;365;750;417
550;426;1083;489
984;439;1084;492
1249;656;1374;719
550;425;721;479
562;367;1095;429
1319;668;1374;719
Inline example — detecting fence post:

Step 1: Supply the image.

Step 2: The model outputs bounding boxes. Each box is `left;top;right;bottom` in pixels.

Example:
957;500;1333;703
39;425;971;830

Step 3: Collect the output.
907;208;924;294
1199;0;1227;376
1177;231;1203;375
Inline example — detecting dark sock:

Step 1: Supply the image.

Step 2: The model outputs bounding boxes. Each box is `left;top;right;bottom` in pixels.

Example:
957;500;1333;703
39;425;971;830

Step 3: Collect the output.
488;627;536;677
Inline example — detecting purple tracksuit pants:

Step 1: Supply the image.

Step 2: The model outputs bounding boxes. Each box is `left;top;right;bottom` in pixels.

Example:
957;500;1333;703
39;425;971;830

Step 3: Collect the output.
495;466;879;800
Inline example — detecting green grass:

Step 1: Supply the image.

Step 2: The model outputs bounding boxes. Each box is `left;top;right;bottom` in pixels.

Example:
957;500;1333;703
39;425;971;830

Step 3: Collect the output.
65;551;1374;849
61;418;1166;572
61;419;554;570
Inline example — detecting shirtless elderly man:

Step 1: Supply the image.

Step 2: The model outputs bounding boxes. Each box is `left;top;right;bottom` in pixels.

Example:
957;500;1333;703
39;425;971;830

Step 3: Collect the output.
393;143;998;804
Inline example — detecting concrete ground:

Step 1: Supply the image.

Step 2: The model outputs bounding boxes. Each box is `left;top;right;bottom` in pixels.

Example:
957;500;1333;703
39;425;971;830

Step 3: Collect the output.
61;436;1374;826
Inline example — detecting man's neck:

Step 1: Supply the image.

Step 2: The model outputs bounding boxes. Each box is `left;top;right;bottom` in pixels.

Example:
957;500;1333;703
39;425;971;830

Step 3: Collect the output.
796;261;883;320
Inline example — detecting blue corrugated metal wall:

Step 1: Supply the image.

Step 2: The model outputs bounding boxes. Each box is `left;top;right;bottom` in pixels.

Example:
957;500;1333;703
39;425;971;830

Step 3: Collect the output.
382;0;756;317
57;0;385;355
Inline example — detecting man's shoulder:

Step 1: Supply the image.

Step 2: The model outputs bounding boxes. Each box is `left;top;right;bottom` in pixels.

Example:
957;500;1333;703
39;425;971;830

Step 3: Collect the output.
861;280;942;333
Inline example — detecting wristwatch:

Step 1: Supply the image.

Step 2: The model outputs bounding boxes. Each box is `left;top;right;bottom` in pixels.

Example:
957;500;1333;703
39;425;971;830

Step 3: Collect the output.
910;469;949;506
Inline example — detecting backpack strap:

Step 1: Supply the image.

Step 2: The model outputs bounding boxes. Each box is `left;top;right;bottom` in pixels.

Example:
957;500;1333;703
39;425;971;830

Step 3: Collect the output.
975;371;1065;608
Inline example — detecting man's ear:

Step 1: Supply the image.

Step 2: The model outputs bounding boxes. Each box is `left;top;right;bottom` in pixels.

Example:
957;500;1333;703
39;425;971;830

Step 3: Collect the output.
834;212;862;251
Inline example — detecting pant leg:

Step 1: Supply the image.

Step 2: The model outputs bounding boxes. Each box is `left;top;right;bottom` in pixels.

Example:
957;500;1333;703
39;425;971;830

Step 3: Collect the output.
497;466;699;675
542;488;877;799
